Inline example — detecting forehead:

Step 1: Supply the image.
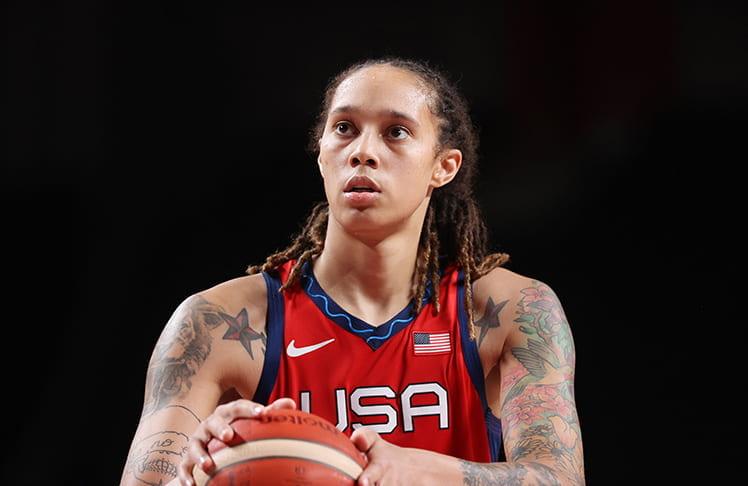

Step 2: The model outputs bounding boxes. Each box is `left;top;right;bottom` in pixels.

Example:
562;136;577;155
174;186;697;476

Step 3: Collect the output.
330;65;434;124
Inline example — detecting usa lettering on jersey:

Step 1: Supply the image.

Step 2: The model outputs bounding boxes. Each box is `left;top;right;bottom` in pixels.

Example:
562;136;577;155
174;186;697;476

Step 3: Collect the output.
299;382;448;434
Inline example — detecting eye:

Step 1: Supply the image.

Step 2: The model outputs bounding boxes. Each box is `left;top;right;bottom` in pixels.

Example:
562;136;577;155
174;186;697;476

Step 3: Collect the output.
334;121;354;135
388;126;410;140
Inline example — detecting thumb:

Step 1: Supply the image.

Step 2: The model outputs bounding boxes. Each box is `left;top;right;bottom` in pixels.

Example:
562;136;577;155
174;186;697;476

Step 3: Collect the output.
350;426;380;454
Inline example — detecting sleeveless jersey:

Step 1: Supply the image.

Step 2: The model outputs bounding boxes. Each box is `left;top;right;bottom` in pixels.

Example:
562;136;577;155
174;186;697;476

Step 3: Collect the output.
252;260;504;462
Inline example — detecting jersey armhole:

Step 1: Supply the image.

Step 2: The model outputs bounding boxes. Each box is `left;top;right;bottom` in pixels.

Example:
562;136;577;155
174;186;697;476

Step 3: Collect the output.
252;271;285;405
457;270;505;462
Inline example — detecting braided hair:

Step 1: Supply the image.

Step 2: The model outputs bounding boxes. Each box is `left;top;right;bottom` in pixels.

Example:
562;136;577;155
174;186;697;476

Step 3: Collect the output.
247;57;509;339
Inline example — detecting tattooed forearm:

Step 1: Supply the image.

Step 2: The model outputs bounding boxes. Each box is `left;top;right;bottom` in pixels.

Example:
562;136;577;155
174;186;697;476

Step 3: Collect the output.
503;394;583;484
142;296;226;416
460;460;563;486
460;461;526;486
122;430;189;486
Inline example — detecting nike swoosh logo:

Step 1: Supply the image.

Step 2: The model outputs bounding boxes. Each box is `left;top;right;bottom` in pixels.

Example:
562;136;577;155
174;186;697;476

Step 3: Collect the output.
286;338;336;357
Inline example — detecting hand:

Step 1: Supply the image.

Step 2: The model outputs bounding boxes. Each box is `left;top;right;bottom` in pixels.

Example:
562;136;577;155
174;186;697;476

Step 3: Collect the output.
176;397;297;486
351;427;429;486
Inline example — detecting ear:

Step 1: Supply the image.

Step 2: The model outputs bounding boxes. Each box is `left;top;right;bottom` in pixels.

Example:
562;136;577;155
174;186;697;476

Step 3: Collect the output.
317;154;325;178
430;149;462;188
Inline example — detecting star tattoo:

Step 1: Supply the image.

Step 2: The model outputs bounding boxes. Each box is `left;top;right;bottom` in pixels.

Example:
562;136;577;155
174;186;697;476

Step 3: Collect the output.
220;309;266;359
474;297;509;348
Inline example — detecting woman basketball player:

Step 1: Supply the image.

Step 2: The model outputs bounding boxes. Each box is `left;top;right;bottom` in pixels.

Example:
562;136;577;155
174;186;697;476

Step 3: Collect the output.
120;57;585;486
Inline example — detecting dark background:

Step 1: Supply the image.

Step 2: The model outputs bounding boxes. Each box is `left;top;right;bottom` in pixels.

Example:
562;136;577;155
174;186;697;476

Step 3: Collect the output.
4;2;745;485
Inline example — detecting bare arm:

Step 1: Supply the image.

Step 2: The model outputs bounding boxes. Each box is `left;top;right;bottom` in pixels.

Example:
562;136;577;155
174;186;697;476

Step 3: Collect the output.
459;279;584;485
120;293;263;486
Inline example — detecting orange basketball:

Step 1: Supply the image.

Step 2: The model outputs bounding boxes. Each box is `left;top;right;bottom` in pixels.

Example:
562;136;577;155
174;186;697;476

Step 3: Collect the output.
193;408;367;486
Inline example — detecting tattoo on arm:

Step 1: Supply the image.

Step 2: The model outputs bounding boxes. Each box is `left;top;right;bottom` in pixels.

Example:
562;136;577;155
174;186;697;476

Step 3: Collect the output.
460;460;561;486
474;297;509;348
461;460;527;486
142;296;265;417
142;296;225;416
498;281;584;485
122;430;189;486
220;308;267;358
161;404;202;424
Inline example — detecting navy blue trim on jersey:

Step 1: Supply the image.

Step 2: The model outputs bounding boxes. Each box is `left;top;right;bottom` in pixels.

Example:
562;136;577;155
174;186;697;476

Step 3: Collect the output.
253;271;285;405
457;269;505;462
300;260;432;351
486;411;505;462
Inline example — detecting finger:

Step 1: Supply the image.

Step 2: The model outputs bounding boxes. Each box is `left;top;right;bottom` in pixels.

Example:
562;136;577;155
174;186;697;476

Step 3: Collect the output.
215;399;265;421
187;433;215;474
350;427;380;454
264;397;297;411
200;415;233;443
176;447;199;486
214;400;266;440
357;462;384;486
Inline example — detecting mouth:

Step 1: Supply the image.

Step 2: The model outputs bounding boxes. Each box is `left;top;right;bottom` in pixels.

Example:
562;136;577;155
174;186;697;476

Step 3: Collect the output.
342;175;381;207
343;175;381;193
345;187;377;193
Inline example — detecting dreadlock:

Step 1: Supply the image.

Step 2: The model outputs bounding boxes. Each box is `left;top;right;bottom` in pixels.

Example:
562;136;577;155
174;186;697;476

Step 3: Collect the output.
247;57;509;339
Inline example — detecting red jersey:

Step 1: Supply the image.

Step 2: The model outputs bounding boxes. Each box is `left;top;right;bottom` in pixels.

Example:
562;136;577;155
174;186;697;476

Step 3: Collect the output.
253;260;503;462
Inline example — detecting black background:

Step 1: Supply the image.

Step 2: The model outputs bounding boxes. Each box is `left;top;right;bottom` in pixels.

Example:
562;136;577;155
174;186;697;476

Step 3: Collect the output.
4;2;745;485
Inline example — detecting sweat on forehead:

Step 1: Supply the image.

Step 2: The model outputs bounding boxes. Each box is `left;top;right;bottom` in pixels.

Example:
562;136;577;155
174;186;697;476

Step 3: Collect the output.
331;65;436;115
341;64;430;89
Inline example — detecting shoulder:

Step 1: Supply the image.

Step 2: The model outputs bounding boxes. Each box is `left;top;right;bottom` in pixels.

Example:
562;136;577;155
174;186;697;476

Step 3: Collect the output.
170;272;273;397
197;272;269;328
165;273;269;338
162;272;271;356
471;266;571;360
472;266;528;303
170;272;270;357
473;265;568;312
141;273;273;416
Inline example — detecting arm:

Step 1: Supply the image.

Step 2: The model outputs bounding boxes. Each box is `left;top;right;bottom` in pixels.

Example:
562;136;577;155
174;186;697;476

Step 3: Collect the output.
459;279;584;485
352;278;584;486
120;292;261;486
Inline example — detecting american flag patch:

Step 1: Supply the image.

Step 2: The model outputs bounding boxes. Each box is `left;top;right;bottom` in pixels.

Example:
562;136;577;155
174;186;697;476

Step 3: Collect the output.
412;331;451;355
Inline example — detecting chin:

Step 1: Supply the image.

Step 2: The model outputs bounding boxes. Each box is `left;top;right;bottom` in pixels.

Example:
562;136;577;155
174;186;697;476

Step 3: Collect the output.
344;212;415;245
341;207;382;228
330;204;382;233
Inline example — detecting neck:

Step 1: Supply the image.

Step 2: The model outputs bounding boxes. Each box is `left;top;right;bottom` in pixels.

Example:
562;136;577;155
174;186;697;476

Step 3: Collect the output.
312;210;425;325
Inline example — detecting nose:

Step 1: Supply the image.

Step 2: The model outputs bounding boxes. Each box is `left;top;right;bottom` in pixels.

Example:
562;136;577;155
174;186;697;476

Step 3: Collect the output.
348;130;380;169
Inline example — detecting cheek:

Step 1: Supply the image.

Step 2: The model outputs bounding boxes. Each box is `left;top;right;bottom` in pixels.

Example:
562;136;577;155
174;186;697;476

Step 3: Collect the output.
395;155;436;185
318;141;348;177
318;162;342;201
318;135;333;154
319;133;344;159
389;164;435;204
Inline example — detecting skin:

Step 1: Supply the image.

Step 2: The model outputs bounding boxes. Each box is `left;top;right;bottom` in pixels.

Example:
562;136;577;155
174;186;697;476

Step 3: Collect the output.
314;66;462;324
119;65;584;486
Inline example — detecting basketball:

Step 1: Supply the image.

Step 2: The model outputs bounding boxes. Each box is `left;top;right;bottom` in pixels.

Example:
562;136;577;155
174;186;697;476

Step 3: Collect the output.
192;408;367;486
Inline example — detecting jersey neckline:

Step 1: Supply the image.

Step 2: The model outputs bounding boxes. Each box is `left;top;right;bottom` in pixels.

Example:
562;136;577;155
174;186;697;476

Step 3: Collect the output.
299;260;433;351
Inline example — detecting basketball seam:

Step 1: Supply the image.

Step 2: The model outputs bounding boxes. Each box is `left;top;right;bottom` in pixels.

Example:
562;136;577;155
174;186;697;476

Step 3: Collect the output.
204;455;356;485
193;438;363;486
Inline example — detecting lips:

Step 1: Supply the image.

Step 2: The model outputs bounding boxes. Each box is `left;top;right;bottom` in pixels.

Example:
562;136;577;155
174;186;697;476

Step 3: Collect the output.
343;175;381;193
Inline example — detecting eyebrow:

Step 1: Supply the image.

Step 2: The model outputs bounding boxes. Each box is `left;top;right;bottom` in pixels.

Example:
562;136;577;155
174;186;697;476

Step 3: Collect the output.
330;105;420;127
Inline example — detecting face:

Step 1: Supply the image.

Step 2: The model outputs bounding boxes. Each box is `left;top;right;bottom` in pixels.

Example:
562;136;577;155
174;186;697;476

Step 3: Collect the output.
317;65;461;238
